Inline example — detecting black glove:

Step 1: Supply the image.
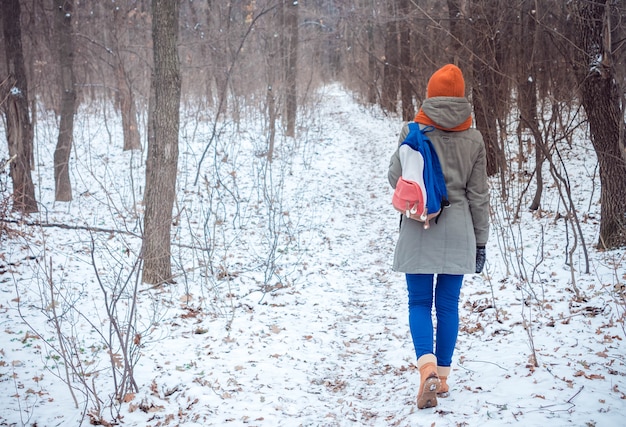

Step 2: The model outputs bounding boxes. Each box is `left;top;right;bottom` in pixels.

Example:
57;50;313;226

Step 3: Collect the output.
475;246;486;274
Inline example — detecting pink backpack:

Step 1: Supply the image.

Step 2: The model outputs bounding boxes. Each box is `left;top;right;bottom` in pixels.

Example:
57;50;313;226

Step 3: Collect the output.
392;123;449;229
392;145;429;222
393;176;425;219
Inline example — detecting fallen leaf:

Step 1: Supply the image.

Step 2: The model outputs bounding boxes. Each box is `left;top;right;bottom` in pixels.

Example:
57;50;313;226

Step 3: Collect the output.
108;351;123;369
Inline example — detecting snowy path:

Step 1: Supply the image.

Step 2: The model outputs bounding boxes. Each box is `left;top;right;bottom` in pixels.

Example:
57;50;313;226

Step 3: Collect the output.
167;87;625;427
133;88;419;426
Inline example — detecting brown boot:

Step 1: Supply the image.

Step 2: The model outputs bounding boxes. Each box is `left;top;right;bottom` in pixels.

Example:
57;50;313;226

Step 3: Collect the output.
437;366;451;397
416;354;440;409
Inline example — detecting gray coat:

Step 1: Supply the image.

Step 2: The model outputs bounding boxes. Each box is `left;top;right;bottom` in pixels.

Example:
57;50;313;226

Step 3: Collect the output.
388;97;489;274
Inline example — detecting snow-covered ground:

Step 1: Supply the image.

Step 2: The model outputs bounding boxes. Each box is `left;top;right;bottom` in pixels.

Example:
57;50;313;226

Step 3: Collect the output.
1;84;625;426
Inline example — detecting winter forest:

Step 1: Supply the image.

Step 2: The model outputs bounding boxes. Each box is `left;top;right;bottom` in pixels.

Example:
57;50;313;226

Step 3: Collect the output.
1;0;626;426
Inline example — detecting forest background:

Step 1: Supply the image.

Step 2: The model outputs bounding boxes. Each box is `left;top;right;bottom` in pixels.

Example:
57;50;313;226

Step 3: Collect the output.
3;0;626;254
1;0;626;425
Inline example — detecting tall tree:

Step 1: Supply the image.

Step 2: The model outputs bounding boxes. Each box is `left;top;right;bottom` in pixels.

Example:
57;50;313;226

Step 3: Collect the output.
446;0;469;68
1;0;38;213
53;0;77;202
284;0;298;137
265;6;279;162
470;0;504;177
381;1;399;113
142;0;181;284
398;0;414;121
208;1;231;116
569;0;626;249
366;0;378;105
112;2;142;151
517;0;544;211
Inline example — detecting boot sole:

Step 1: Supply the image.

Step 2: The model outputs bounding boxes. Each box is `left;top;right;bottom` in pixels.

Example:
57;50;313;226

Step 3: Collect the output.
417;376;439;409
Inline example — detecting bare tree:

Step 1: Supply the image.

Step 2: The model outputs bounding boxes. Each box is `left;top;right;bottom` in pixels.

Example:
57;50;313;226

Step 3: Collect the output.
517;0;544;211
208;1;231;117
142;0;181;284
1;0;38;213
446;0;469;68
381;1;399;113
111;2;142;151
53;0;77;202
284;0;299;137
569;0;626;249
264;6;280;162
366;1;379;105
470;0;503;177
398;0;414;121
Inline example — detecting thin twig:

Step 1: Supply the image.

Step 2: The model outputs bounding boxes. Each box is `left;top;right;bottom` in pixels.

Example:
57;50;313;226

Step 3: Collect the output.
47;257;80;409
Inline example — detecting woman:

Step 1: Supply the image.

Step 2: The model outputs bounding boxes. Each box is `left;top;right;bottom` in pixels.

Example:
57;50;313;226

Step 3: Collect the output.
388;64;489;409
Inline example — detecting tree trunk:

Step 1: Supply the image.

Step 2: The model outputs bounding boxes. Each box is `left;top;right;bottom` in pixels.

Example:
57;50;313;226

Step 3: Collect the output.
381;0;399;113
570;0;626;249
112;4;142;152
1;0;38;213
398;0;414;121
366;0;378;105
284;0;298;138
142;0;181;284
209;1;228;115
470;0;502;177
54;0;77;202
117;63;142;151
447;0;469;68
266;12;278;163
518;0;543;211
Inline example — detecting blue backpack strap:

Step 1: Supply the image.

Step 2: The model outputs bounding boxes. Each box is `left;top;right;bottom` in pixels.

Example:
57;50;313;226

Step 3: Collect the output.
400;122;449;220
423;135;450;223
401;122;424;150
423;135;449;205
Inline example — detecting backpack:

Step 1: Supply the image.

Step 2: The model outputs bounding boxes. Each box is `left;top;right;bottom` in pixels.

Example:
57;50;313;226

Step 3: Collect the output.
392;122;450;229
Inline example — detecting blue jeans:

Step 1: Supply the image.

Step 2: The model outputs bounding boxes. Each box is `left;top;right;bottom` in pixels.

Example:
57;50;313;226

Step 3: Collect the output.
406;273;463;367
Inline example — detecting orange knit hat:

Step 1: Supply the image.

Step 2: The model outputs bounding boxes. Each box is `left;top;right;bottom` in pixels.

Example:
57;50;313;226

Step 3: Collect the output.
427;64;465;98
